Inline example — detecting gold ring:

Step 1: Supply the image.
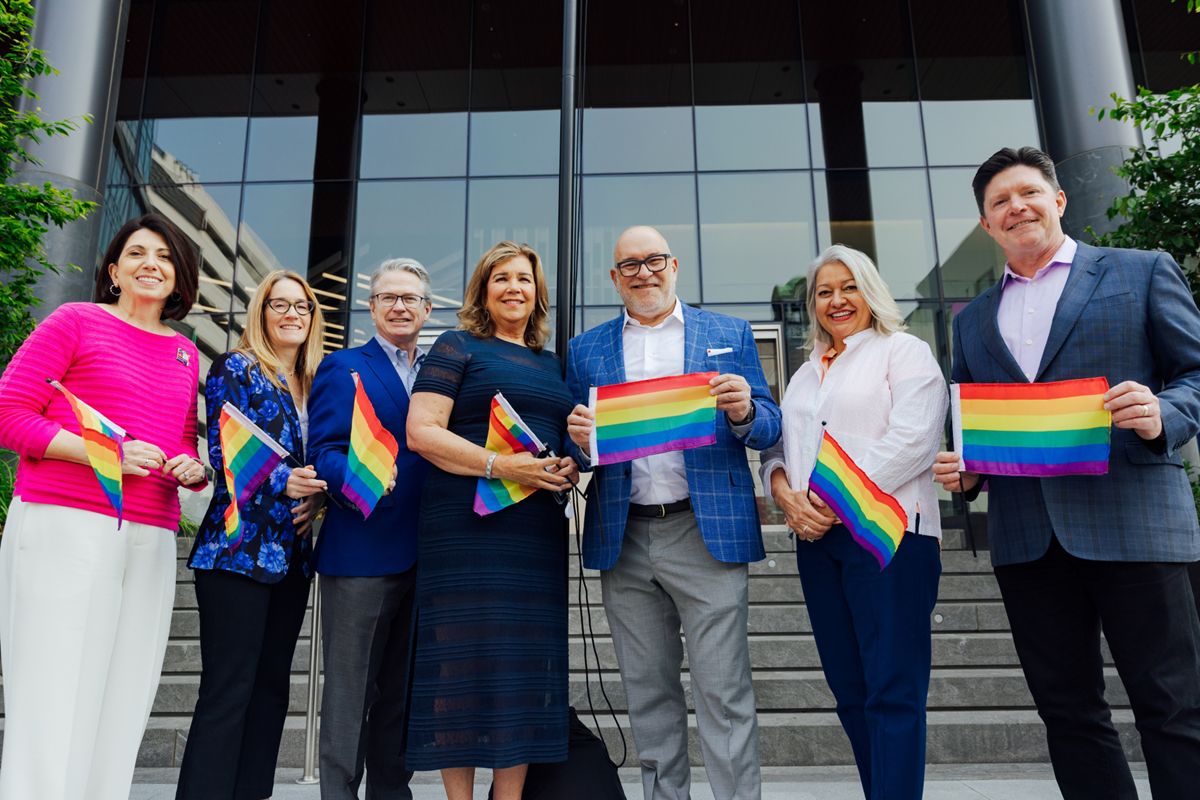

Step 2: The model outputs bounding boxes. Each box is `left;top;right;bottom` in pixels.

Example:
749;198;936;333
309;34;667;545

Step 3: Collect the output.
1141;404;1150;417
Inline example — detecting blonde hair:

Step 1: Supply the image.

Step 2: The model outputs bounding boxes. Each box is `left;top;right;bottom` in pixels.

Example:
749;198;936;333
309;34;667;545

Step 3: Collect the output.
235;270;326;400
806;245;907;348
458;241;551;351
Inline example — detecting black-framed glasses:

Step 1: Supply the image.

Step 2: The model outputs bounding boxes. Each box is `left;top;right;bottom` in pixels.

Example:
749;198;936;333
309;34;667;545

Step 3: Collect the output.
265;298;315;316
615;253;671;277
371;293;428;309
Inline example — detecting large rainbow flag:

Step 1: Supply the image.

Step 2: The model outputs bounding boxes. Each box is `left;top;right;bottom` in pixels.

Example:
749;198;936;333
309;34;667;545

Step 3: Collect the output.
219;402;290;548
808;431;908;570
49;380;126;527
344;370;400;518
474;392;546;516
588;372;718;466
951;378;1111;477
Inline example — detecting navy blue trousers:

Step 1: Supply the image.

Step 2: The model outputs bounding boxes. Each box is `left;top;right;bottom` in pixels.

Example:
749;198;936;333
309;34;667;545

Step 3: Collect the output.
797;525;941;800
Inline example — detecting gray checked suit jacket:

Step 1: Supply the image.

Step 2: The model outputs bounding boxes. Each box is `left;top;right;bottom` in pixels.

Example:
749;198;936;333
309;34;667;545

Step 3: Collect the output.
952;241;1200;567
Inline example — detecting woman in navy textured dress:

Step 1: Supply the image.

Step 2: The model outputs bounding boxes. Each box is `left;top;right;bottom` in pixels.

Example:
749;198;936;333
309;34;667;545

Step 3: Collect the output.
406;241;577;800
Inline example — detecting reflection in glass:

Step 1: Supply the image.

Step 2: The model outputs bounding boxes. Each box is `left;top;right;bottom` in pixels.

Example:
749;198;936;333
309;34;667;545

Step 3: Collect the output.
467;177;557;300
239;183;317;278
698;172;815;304
814;169;937;300
910;0;1032;103
583;0;690;108
354;180;467;327
699;305;777;323
143;183;243;314
694;106;807;171
862;103;925;167
1132;0;1200;91
922;100;1040;167
148;118;248;184
245;117;319;182
469;111;560;176
360;113;468;179
583;306;621;333
582;175;699;307
117;0;153;120
582;108;694;174
930;168;1006;298
471;0;562;111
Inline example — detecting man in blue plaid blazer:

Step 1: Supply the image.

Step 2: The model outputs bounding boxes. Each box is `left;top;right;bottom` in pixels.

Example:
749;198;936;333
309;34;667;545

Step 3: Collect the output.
565;226;780;800
934;147;1200;800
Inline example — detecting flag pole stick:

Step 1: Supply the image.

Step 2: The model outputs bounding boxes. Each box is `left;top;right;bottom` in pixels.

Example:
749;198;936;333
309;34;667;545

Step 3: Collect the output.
296;573;322;785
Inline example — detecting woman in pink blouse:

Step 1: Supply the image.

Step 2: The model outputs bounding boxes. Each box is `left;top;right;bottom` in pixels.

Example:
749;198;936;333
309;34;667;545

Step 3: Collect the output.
760;245;947;800
0;213;207;800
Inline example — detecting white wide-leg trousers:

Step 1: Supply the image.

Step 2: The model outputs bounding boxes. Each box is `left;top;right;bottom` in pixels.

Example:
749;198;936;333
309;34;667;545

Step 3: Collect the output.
0;499;176;800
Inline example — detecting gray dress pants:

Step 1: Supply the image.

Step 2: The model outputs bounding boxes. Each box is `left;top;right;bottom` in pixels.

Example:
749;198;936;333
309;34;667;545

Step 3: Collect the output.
600;509;761;800
319;567;417;800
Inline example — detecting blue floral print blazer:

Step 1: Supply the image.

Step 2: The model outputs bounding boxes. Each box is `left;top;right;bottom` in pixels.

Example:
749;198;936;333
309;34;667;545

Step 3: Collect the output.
188;351;311;584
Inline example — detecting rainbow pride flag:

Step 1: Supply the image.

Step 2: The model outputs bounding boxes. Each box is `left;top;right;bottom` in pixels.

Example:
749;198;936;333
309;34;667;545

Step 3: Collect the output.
588;372;717;466
474;392;546;516
49;380;126;527
344;370;400;518
808;431;908;570
951;378;1111;477
219;402;289;548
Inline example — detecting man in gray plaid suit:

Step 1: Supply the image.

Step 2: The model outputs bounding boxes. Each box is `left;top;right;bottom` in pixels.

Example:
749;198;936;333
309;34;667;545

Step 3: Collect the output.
934;147;1200;800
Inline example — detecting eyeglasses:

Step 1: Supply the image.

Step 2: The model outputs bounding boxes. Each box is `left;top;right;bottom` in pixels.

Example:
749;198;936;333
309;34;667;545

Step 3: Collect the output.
615;253;671;277
371;293;428;309
265;298;315;315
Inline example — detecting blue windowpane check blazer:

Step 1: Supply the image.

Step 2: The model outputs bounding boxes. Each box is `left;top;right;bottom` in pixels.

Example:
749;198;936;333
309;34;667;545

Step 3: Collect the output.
953;242;1200;566
564;303;782;571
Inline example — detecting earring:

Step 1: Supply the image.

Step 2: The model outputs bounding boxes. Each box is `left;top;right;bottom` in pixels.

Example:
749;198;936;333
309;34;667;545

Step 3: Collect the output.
110;282;122;296
170;290;181;301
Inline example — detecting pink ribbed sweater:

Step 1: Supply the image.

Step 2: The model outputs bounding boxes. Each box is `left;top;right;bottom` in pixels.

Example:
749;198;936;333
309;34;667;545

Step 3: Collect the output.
0;303;204;529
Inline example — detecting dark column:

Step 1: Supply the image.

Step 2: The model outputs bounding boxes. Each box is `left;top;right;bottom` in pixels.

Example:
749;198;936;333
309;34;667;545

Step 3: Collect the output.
1025;0;1141;240
813;65;876;261
555;0;579;365
14;0;130;319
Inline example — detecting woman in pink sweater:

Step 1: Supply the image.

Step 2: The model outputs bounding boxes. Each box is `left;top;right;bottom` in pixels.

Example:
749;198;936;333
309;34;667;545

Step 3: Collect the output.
0;213;207;800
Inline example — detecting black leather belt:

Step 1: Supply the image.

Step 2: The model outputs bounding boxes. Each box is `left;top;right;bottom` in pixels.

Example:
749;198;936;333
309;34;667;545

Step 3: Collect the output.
628;498;692;518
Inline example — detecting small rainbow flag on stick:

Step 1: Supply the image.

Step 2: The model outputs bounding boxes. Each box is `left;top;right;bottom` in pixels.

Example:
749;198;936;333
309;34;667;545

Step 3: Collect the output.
951;378;1111;477
344;370;400;518
49;380;126;527
588;372;718;466
219;402;289;547
474;392;546;516
808;431;908;570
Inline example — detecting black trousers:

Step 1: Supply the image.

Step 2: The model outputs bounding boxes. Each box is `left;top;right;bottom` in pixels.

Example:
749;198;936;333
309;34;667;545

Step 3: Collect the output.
318;567;418;800
994;535;1200;800
176;549;312;800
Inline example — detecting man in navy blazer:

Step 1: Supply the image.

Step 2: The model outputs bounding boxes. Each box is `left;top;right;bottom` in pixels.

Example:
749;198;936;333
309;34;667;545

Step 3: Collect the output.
308;259;432;800
934;147;1200;800
565;226;781;800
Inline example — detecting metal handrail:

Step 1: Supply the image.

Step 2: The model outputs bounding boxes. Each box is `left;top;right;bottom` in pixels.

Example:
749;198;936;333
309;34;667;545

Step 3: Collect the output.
296;574;322;785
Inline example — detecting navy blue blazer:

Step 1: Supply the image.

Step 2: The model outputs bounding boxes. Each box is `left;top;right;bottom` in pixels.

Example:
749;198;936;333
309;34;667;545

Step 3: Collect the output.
564;303;782;570
953;242;1200;566
308;338;429;576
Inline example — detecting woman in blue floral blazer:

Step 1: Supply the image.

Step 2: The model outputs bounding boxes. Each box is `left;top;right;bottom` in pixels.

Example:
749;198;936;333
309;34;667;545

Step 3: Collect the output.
177;271;328;800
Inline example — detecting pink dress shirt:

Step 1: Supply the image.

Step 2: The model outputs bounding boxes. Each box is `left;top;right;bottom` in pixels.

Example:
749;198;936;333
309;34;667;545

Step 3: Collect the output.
0;303;205;529
995;237;1077;381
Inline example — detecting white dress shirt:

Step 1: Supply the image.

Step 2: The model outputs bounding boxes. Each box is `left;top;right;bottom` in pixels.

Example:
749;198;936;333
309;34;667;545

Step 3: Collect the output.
759;328;948;538
373;333;425;396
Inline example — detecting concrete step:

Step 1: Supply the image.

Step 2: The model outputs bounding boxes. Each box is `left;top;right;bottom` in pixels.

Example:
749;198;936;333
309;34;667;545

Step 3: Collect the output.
30;707;1133;769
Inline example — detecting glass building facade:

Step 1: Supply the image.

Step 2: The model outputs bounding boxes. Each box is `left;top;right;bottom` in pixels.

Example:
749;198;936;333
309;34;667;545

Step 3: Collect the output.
101;0;1200;524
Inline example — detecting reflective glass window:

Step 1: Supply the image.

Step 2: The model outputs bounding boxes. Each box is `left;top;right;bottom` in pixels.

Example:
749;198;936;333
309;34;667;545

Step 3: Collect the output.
245;0;365;182
691;0;806;171
1130;0;1200;91
581;175;699;307
909;0;1039;166
929;167;1006;298
467;177;558;300
141;0;258;185
469;111;560;177
583;306;622;333
354;180;468;315
698;172;816;304
117;0;153;120
814;169;937;300
582;107;694;175
800;1;921;170
359;0;470;179
142;183;243;313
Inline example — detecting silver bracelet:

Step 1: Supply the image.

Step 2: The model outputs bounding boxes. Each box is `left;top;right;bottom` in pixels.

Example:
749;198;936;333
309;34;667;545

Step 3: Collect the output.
485;452;498;481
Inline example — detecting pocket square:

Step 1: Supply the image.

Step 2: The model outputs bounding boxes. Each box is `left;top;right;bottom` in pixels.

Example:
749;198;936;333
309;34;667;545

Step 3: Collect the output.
707;347;733;356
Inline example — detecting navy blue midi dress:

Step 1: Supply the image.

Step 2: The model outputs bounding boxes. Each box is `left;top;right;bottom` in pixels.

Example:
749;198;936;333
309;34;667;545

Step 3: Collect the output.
404;331;571;770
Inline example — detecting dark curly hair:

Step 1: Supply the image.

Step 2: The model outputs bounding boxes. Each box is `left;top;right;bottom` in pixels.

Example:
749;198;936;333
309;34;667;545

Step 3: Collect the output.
94;213;199;320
